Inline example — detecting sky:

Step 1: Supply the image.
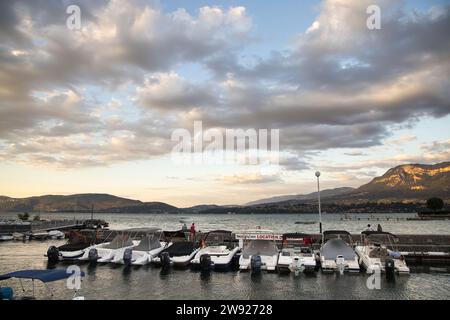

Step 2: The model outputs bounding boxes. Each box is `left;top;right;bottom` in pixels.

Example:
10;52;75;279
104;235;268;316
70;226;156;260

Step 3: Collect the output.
0;0;449;207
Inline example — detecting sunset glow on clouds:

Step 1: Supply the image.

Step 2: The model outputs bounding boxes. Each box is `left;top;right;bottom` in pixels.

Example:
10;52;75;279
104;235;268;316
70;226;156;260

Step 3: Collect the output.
0;0;449;206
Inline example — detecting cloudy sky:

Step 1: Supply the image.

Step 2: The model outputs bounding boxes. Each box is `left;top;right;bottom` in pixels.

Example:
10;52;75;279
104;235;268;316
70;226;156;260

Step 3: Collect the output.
1;0;449;206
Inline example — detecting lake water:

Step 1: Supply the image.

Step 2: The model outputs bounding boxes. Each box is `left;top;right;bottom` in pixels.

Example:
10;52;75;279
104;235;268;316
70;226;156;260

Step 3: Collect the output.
2;212;450;234
1;213;449;300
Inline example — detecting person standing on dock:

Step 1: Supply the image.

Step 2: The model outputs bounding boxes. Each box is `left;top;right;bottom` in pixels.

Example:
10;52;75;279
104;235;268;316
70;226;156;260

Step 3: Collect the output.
190;223;196;242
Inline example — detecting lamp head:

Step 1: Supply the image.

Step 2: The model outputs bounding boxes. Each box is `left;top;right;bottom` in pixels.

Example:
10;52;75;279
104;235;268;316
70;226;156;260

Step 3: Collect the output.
315;171;321;178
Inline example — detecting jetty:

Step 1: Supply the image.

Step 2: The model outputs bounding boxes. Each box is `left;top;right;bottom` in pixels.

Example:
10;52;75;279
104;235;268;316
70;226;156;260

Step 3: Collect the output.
0;219;108;234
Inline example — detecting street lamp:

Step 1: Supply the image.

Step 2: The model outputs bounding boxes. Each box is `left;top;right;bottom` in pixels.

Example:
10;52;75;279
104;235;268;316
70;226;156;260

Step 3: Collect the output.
315;171;322;234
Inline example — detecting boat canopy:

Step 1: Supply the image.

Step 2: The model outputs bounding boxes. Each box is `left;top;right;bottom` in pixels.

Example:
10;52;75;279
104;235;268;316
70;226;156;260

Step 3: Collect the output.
361;231;398;238
242;240;278;259
323;230;351;236
133;235;161;251
160;242;196;257
204;230;233;243
282;232;310;240
104;235;134;249
321;239;356;260
0;269;85;283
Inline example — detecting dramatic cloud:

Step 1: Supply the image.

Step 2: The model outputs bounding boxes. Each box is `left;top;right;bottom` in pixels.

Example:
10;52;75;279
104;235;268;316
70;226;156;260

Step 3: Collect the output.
0;0;449;174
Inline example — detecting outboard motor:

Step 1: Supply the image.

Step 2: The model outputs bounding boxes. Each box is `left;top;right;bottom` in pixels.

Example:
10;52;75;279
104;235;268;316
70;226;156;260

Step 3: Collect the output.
200;254;213;273
88;248;99;263
160;252;171;269
291;257;304;276
123;248;133;266
250;255;262;275
385;258;395;280
336;255;346;275
47;246;60;263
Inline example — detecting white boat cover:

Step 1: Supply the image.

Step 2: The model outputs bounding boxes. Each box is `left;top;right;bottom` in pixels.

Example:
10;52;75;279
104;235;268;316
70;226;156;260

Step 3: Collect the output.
321;239;356;260
242;240;278;258
133;235;161;251
103;235;133;249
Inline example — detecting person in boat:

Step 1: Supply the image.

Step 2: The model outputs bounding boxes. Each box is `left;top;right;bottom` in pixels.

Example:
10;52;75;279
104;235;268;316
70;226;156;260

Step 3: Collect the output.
377;224;383;232
190;223;196;241
365;224;374;231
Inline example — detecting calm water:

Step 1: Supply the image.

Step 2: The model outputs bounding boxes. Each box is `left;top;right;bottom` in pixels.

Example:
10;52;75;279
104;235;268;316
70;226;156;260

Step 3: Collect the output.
2;212;450;234
1;213;449;300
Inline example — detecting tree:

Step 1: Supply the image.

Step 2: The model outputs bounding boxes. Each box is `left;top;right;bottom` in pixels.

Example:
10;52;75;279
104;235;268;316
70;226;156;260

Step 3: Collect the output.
426;197;444;211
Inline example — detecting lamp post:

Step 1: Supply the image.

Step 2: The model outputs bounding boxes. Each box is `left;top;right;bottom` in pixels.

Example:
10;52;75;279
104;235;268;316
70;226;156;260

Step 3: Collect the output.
315;171;322;234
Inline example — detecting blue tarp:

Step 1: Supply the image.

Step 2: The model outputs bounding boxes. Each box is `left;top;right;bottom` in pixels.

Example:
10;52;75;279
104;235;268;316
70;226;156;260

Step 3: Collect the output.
0;269;85;283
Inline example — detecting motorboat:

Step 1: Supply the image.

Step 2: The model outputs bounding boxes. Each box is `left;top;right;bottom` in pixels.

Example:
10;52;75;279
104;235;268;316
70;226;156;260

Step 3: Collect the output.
152;241;200;268
277;233;317;274
355;231;410;275
191;230;241;271
78;234;136;263
46;230;103;262
163;230;189;242
31;232;49;241
320;230;360;274
0;269;85;300
48;230;65;240
238;229;280;273
111;229;171;266
12;232;30;241
0;234;13;241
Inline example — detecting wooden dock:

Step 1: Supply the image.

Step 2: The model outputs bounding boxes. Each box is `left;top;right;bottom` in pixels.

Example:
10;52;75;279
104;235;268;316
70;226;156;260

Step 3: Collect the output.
0;219;107;234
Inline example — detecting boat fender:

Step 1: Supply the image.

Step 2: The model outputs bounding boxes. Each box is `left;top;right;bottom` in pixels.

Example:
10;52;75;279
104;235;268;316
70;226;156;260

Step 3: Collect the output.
250;255;262;274
123;248;133;266
160;252;171;268
88;248;99;262
200;254;212;272
47;246;60;263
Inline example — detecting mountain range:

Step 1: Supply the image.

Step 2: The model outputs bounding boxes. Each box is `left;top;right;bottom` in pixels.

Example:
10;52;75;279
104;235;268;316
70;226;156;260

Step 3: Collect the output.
0;161;449;213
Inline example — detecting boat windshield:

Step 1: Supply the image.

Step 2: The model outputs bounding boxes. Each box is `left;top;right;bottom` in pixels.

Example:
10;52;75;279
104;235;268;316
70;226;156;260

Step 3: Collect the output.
242;240;278;258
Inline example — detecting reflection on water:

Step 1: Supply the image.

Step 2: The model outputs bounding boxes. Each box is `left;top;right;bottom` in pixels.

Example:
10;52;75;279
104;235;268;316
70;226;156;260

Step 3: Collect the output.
0;213;449;300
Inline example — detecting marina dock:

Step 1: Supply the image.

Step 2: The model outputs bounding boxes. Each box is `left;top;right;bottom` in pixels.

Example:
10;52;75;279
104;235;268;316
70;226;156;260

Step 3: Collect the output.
90;229;450;265
0;219;107;234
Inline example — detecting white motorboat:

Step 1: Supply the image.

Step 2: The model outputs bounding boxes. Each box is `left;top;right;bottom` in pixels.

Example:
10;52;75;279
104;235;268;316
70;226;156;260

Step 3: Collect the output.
0;234;13;241
152;241;200;268
238;229;280;273
12;232;30;241
355;231;410;275
78;234;136;263
191;230;241;271
111;229;171;266
31;232;49;241
46;230;102;262
277;233;317;274
48;230;65;240
320;230;360;274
